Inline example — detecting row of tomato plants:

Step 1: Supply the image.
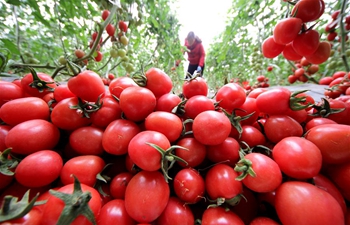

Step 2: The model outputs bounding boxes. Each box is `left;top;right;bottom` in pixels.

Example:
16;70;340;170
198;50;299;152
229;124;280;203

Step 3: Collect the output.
0;67;350;225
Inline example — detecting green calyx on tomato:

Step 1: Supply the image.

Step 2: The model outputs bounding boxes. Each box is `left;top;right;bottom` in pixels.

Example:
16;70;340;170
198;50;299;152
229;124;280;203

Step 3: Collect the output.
0;148;18;176
234;154;257;181
289;89;314;111
146;143;188;183
28;67;55;93
131;73;147;87
221;108;256;138
0;190;39;222
310;97;345;118
49;176;96;225
69;96;103;118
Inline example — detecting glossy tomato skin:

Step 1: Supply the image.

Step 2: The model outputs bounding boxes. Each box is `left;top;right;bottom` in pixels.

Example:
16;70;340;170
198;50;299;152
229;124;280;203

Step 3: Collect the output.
124;171;170;223
15;150;63;188
275;181;344;225
256;87;291;115
236;97;260;126
41;183;102;225
173;168;205;204
0;97;49;126
155;197;194;225
239;153;282;193
50;97;92;130
60;155;105;187
201;207;245;225
184;95;215;119
192;110;231;146
206;137;240;166
145;67;173;98
90;95;122;128
304;124;350;164
182;77;208;99
69;126;104;155
102;119;141;155
273;17;303;45
53;84;76;102
20;72;57;98
325;161;350;201
155;93;181;112
67;70;106;102
249;216;280;225
272;137;322;179
128;130;170;171
238;125;266;147
305;41;331;65
205;164;243;200
291;0;325;23
175;137;207;168
304;117;337;132
0;125;11;152
108;76;138;98
215;83;246;112
5;119;60;155
262;36;285;58
144;111;183;143
264;115;303;143
292;29;320;56
0;81;24;107
119;86;156;122
109;172;134;199
97;199;136;225
0;207;42;225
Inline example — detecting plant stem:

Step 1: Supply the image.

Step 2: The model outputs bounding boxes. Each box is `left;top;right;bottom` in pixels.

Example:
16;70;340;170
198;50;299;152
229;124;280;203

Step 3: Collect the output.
338;0;350;72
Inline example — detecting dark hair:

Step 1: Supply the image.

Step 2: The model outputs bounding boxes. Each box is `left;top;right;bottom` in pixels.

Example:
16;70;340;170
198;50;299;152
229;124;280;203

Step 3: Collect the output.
187;31;202;43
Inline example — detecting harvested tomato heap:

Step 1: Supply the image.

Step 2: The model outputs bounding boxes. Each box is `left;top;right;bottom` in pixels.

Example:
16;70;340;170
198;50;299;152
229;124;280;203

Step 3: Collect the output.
1;64;350;225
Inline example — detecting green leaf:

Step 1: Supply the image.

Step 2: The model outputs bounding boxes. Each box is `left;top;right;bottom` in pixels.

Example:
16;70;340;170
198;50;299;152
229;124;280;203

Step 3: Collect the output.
0;39;20;55
5;0;21;6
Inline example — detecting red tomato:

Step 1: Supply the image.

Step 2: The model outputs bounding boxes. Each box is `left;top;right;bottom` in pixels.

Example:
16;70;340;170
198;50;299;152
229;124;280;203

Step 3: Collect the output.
184;95;215;119
0;207;42;225
106;23;115;36
144;111;183;142
119;86;156;122
182;77;208;99
69;126;104;155
236;97;260;125
41;183;101;225
273;17;303;45
15;150;63;188
155;197;194;225
201;207;245;225
304;124;350;164
249;217;280;225
326;99;350;124
155;93;181;112
67;70;106;102
175;137;207;168
97;199;136;225
312;173;347;215
206;137;240;166
256;87;291;115
101;9;110;21
230;187;259;224
238;125;266;147
0;125;11;152
0;81;23;107
102;119;141;155
291;0;325;23
173;168;205;204
205;164;243;201
318;76;334;85
20;72;57;98
215;82;246;112
5;119;60;155
108;76;138;98
304;117;337;132
128;130;170;171
60;155;105;187
118;20;128;32
109;172;134;199
292;29;320;56
236;153;282;193
94;51;103;62
145;67;173;98
305;41;331;65
50;97;92;130
90;95;122;128
275;181;344;225
192;110;231;145
124;171;170;223
272;137;322;179
0;97;49;126
264;115;303;143
282;42;303;61
53;83;76;102
262;36;285;58
324;161;350;201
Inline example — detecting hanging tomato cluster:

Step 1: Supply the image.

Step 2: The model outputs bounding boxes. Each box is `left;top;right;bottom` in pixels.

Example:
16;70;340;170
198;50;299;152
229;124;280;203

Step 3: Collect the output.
325;9;350;42
262;0;331;65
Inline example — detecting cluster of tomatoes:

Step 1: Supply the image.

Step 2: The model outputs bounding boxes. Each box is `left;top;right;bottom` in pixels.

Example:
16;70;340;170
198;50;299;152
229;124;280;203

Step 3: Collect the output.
325;9;350;42
262;0;331;65
0;66;350;224
318;70;350;99
287;57;320;84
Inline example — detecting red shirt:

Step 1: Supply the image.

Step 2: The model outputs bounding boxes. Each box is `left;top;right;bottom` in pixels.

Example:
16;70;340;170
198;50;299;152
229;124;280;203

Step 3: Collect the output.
184;39;206;67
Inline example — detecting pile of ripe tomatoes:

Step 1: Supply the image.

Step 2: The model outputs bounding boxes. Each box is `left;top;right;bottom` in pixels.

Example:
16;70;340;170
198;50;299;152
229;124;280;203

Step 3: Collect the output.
0;66;350;225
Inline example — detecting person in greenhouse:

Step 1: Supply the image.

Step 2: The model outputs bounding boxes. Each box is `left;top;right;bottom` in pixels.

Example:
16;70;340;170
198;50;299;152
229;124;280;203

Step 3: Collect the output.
177;31;206;78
